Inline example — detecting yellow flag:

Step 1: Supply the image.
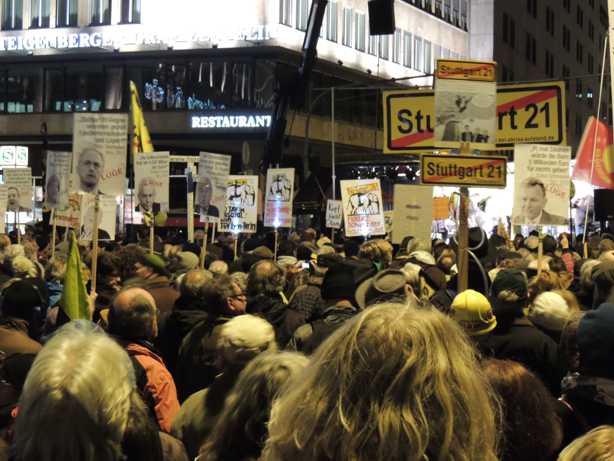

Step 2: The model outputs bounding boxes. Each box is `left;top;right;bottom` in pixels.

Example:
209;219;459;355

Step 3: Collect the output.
130;81;154;154
59;232;90;321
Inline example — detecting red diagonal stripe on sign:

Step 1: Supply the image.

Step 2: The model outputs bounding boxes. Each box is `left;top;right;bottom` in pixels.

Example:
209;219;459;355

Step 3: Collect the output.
497;89;557;114
391;130;433;148
426;159;504;182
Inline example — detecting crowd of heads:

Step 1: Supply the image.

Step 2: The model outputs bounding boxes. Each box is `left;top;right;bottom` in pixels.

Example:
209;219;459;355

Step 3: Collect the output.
0;223;614;460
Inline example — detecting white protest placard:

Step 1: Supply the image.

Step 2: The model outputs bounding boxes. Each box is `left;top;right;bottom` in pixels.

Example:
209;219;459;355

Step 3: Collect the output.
512;144;571;226
45;151;72;209
325;199;343;229
4;168;32;212
434;60;497;151
340;179;386;237
264;168;295;228
198;152;231;223
79;193;117;241
391;185;434;244
218;175;259;234
0;186;7;234
72;113;128;196
55;192;81;229
134;152;170;214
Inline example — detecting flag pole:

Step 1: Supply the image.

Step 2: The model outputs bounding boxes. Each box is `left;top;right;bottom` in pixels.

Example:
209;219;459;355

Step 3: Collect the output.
584;34;609;241
200;222;209;268
51;208;57;260
233;234;238;261
91;196;100;295
149;214;154;254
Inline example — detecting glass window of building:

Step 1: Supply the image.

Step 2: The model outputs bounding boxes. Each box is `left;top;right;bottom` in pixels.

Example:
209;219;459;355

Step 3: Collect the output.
296;0;309;31
378;35;389;60
91;0;111;25
368;35;377;56
424;40;432;73
403;32;412;67
354;12;365;51
280;0;292;26
30;0;50;28
2;0;23;30
342;7;353;47
392;29;402;63
7;67;41;113
56;0;77;27
326;0;337;42
121;0;140;24
413;36;423;71
65;65;105;112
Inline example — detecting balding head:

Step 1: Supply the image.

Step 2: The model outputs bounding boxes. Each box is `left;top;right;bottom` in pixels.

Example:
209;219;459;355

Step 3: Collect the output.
108;288;158;340
180;269;213;298
247;260;285;297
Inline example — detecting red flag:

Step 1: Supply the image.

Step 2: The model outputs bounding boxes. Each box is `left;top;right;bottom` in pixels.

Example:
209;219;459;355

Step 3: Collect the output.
573;116;614;189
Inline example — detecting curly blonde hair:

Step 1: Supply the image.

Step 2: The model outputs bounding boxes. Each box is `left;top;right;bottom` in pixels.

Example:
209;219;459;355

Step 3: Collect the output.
261;304;501;461
558;425;614;461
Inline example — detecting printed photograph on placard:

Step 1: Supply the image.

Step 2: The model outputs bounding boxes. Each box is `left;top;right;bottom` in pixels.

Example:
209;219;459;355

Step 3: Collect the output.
512;144;571;226
4;168;32;212
72;113;128;196
264;168;295;228
45;151;72;209
340;179;386;237
218;175;258;234
79;193;117;242
134;152;170;214
434;79;497;150
198;152;231;223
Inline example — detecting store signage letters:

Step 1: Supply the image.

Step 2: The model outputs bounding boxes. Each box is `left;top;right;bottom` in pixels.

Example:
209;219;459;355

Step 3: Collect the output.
191;114;272;131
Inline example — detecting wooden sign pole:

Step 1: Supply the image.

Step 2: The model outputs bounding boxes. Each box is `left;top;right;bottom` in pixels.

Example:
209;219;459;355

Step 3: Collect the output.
233;235;239;261
50;209;57;260
457;142;471;293
90;196;100;295
200;222;209;269
537;227;544;277
149;213;155;255
274;228;279;261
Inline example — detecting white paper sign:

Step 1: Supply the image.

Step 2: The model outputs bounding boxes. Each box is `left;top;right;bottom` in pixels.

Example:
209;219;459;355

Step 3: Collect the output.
325;199;343;229
4;168;32;212
45;151;72;209
79;193;117;241
340;179;386;237
391;185;434;244
218;175;259;234
512;144;571;226
134;152;170;214
72;113;128;196
198;152;231;223
264;168;295;228
0;186;7;234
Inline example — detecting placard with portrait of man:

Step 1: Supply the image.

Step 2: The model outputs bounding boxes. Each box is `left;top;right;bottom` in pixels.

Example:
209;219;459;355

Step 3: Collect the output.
133;152;169;216
4;168;32;213
198;152;231;223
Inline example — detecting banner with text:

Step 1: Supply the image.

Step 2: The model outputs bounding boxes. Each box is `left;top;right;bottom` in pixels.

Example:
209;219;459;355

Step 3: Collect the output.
325;199;343;229
340;179;386;237
218;175;258;234
391;185;434;244
56;193;81;229
264;168;295;228
421;154;507;188
45;151;72;209
134;151;170;216
512;144;571;226
198;152;231;223
72;113;128;196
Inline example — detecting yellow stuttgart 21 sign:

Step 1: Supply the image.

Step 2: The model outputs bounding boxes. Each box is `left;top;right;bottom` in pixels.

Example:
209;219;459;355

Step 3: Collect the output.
383;81;566;153
421;154;507;188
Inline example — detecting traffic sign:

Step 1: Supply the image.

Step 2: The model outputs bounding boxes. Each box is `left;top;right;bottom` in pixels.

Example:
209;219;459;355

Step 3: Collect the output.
384;81;566;153
420;154;507;187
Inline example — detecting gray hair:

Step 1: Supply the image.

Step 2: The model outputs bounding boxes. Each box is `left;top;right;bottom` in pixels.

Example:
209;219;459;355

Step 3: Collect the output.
14;322;135;461
217;315;277;369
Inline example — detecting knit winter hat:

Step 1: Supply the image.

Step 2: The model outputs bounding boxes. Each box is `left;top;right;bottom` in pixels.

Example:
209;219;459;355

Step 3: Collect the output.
528;291;571;332
451;289;497;336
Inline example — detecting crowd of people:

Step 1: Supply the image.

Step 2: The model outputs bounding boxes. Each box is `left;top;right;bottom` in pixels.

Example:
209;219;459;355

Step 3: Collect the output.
1;222;614;460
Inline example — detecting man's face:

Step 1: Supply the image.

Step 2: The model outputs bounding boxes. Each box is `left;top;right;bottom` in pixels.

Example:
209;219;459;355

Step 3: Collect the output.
47;177;60;202
521;185;546;220
7;188;18;207
138;183;155;211
78;150;103;190
199;178;213;209
226;282;247;314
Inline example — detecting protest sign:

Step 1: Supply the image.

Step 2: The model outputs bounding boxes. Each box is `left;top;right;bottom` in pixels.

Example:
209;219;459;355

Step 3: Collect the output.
4;168;32;212
218;175;258;234
340;179;386;237
79;193;117;241
264;168;295;228
134;152;170;214
325;200;343;229
198;152;231;223
72;113;128;196
0;186;7;233
45;151;72;209
391;185;434;244
420;154;507;187
434;59;497;151
56;193;81;229
433;196;450;220
512;144;571;226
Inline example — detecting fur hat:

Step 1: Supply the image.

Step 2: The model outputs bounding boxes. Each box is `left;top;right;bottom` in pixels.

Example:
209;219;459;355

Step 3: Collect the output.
528;291;571;332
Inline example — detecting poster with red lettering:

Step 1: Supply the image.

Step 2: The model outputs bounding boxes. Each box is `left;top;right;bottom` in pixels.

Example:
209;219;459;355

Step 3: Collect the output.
72;113;128;196
264;168;294;228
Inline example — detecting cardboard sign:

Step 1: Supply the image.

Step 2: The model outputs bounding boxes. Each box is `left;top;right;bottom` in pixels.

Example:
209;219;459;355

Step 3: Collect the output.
134;152;170;214
4;168;32;212
433;196;450;220
384;81;566;153
325;200;343;229
218;175;258;234
198;152;231;223
79;193;117;241
264;168;294;228
340;179;386;237
391;185;433;244
45;151;72;209
512;144;571;226
421;154;507;187
55;192;81;229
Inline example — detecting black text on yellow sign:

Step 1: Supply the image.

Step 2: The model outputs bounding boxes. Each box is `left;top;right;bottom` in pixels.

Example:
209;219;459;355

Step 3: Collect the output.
383;81;566;153
420;155;507;188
